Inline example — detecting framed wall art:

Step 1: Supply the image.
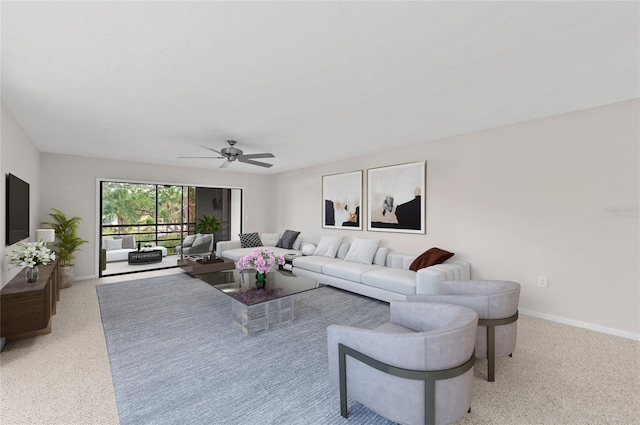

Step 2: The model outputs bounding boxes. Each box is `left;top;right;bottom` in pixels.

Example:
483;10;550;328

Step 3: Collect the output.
367;161;426;233
322;170;363;230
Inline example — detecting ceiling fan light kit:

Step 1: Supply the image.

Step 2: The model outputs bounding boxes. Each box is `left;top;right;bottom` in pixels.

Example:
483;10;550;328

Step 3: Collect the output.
179;140;275;168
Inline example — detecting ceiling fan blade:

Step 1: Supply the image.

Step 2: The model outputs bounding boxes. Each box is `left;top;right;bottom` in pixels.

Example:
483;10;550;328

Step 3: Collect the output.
178;156;224;159
238;157;273;168
239;153;275;159
219;159;232;168
201;146;224;155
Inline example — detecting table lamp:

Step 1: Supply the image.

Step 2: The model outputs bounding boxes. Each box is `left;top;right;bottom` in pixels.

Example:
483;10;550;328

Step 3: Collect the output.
36;228;55;245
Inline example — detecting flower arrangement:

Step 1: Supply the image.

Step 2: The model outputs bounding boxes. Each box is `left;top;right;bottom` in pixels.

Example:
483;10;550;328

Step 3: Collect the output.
236;248;285;274
8;240;56;268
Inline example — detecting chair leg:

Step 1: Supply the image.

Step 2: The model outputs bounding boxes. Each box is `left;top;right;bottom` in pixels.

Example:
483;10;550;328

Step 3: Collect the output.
339;346;348;418
479;311;519;382
487;324;495;382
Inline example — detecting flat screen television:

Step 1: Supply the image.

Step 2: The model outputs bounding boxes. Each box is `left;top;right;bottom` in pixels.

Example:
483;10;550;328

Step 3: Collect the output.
6;173;30;245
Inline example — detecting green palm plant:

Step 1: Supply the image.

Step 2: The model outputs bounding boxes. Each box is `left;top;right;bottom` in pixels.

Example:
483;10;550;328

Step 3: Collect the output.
195;214;222;234
41;208;88;267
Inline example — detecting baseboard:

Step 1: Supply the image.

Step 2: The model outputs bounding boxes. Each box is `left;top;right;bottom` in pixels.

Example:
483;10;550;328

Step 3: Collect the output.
75;275;97;282
519;308;639;341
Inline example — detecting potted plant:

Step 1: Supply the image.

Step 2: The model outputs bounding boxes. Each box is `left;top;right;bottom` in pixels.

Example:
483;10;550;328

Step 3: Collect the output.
190;214;222;259
195;214;222;234
41;208;88;288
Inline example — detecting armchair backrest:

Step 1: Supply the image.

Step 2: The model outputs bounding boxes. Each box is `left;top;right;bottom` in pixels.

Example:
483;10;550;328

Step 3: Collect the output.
439;280;520;319
389;301;478;371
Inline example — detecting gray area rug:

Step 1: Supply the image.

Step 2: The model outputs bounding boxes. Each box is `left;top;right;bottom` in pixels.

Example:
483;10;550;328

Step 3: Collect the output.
96;273;394;425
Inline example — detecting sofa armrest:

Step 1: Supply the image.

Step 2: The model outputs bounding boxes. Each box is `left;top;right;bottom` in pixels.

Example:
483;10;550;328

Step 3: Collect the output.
216;240;241;256
415;260;471;295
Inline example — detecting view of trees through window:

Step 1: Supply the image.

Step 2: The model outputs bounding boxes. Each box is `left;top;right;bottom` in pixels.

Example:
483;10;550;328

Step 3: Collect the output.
101;182;195;253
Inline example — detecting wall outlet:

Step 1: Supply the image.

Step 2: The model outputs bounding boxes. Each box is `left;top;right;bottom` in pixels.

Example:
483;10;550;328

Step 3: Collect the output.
537;276;548;288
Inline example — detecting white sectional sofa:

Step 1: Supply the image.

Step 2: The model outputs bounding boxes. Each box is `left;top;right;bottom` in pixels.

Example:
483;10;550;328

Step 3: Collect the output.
216;233;471;303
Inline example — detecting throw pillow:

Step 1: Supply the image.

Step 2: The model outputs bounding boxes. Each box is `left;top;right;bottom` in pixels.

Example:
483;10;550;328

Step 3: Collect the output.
292;235;303;251
191;236;205;247
409;247;455;271
121;235;136;249
344;239;380;265
373;247;388;266
104;238;122;251
336;243;351;259
182;234;197;247
313;235;343;258
260;232;281;246
239;232;263;248
276;230;301;249
301;243;316;256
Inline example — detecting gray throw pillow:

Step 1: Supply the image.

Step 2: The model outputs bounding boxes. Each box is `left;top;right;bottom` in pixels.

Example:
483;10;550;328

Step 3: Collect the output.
121;235;136;249
275;230;300;249
239;232;262;248
182;234;197;247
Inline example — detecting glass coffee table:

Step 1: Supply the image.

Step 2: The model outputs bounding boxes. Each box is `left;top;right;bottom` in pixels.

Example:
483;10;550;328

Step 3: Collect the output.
196;269;319;335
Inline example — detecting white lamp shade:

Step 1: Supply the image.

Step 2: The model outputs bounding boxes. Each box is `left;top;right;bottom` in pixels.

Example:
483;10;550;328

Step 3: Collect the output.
36;228;55;243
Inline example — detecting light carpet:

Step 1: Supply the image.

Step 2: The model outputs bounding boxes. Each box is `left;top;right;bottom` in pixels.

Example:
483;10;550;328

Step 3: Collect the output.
96;273;394;424
95;273;640;425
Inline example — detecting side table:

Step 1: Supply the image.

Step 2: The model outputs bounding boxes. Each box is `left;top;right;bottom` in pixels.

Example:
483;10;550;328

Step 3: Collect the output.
128;249;163;265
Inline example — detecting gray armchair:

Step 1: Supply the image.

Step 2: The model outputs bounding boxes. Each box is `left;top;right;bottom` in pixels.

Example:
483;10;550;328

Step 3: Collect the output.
327;301;478;425
176;234;214;257
408;280;520;382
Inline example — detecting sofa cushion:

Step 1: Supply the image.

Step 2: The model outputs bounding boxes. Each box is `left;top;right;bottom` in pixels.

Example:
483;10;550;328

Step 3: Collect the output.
344;238;380;265
322;261;382;283
362;268;418;295
260;232;281;246
104;238;122;251
239;232;263;248
410;247;454;271
387;253;417;270
276;230;300;249
292;255;341;273
313;235;343;258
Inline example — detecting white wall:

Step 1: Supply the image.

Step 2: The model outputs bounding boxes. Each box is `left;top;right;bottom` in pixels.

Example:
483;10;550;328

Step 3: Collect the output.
38;154;276;279
4;99;638;338
273;99;640;337
1;103;42;285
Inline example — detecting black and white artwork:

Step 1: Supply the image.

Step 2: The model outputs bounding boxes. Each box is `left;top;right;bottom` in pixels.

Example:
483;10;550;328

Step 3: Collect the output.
322;170;362;230
367;161;426;233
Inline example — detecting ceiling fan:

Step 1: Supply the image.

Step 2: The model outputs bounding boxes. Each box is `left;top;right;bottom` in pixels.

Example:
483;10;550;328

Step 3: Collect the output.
179;140;275;168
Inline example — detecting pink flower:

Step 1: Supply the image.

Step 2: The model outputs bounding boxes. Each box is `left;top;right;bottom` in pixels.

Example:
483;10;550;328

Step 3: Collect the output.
237;248;284;273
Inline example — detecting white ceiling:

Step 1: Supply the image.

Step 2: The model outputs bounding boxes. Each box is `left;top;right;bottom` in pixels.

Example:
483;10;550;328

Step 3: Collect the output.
2;1;638;174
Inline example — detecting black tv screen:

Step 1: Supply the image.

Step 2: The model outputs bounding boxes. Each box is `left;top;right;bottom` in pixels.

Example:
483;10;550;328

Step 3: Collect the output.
6;173;30;245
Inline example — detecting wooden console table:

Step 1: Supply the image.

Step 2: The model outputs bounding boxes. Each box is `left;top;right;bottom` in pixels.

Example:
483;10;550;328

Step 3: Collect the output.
1;261;60;341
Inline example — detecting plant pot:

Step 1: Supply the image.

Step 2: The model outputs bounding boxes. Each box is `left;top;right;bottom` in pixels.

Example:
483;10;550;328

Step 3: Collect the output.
59;266;75;288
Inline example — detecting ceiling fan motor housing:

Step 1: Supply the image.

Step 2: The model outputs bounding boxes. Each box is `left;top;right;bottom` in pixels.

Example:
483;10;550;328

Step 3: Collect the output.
221;146;243;159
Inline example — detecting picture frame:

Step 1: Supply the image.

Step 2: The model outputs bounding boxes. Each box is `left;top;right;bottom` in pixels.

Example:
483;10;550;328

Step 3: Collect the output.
322;170;363;230
367;161;426;234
